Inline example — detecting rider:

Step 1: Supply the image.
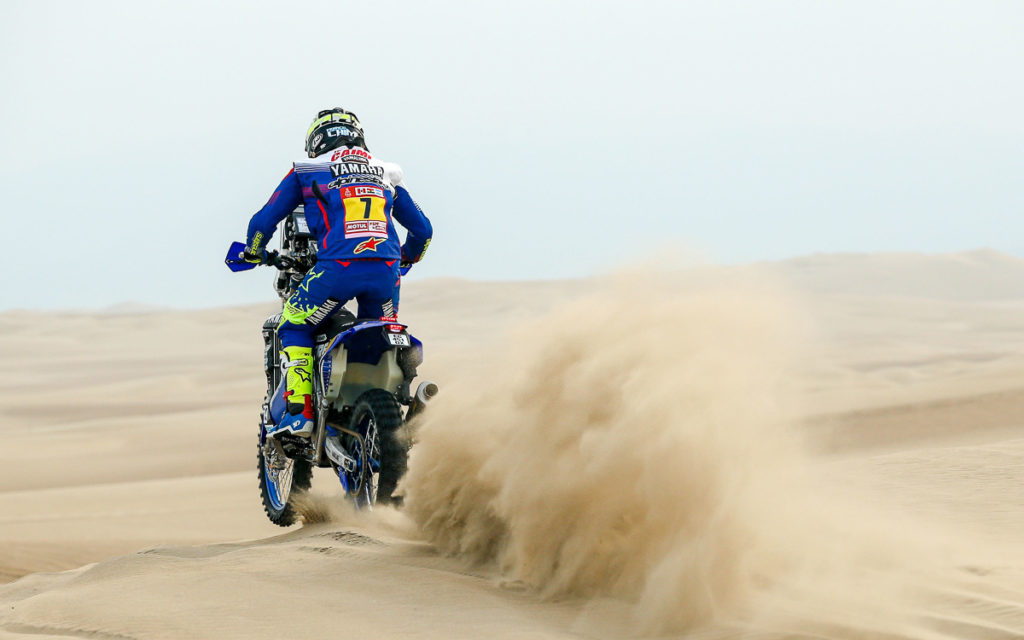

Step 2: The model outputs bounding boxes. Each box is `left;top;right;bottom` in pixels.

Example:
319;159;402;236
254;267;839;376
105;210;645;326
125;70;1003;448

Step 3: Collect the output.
241;108;432;436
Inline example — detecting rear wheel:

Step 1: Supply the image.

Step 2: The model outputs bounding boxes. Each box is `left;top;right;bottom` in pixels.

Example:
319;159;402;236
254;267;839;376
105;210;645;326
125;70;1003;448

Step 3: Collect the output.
348;389;406;507
258;432;313;526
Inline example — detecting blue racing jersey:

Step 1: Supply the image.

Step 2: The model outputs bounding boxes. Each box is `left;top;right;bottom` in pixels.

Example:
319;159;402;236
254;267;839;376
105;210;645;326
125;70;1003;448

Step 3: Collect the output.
246;146;432;263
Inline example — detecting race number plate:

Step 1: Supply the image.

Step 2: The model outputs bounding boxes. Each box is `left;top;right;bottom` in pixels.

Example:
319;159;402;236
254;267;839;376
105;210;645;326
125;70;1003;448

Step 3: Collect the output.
340;185;387;239
387;333;411;347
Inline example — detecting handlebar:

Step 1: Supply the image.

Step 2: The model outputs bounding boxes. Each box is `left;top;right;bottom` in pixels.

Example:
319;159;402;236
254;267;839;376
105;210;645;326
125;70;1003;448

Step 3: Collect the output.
263;250;296;271
228;242;403;275
226;241;311;274
264;250;320;272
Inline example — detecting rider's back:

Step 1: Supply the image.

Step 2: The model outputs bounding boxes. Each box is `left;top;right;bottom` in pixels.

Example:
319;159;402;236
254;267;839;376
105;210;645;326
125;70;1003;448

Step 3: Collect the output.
247;146;430;263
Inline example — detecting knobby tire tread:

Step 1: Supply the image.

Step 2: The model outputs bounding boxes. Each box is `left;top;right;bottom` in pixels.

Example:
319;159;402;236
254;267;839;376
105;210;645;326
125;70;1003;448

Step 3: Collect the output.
258;442;314;526
257;390;314;526
354;389;407;504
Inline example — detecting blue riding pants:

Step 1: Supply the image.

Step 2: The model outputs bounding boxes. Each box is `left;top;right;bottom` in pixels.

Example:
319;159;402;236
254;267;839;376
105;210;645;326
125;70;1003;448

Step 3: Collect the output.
278;259;401;349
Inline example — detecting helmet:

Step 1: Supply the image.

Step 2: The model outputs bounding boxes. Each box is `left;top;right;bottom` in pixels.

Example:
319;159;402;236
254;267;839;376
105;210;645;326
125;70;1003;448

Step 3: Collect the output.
305;108;366;158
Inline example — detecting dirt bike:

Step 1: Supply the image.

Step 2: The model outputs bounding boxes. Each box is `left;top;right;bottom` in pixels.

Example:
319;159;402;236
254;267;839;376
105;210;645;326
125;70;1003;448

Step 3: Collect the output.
224;209;436;525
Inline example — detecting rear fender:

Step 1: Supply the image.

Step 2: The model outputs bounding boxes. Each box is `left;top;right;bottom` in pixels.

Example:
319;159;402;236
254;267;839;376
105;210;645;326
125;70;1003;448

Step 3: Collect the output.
318;321;419;407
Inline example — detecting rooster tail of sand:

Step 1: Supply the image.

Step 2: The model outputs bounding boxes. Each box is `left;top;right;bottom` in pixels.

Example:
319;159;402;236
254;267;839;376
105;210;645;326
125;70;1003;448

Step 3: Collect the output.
399;272;1024;637
400;275;808;631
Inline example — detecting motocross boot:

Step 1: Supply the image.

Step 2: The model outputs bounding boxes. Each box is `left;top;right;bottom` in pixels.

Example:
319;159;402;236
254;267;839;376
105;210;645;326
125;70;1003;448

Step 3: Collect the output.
279;345;315;437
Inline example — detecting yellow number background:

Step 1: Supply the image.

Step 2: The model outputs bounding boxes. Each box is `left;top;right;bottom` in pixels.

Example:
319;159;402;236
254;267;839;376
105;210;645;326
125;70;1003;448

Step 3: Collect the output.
343;196;387;224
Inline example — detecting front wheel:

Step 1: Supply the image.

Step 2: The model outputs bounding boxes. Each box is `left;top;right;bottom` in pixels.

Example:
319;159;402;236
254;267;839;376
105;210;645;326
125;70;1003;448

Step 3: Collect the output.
347;389;406;507
258;436;313;526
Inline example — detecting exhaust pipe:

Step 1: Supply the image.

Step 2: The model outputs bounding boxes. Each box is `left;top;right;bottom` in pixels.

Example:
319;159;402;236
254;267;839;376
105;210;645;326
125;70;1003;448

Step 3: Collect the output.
407;381;438;420
416;381;439;404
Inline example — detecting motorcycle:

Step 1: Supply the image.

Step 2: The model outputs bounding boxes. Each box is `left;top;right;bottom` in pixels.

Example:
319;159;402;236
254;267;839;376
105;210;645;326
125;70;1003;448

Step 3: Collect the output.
224;208;437;525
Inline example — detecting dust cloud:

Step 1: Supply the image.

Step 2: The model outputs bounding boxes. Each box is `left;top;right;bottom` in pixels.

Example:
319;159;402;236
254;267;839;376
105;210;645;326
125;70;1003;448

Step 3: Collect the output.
400;274;1024;637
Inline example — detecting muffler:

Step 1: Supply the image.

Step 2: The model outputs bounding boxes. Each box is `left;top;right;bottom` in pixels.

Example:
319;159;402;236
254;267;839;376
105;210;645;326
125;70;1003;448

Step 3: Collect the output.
407;380;438;420
416;381;438;403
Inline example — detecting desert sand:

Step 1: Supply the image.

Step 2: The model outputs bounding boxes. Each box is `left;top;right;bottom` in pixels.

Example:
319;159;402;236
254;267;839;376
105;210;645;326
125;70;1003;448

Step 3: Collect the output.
2;250;1024;639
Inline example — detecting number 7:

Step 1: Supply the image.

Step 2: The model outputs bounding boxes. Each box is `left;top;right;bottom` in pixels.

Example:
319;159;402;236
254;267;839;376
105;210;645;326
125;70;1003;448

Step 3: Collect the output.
360;197;373;219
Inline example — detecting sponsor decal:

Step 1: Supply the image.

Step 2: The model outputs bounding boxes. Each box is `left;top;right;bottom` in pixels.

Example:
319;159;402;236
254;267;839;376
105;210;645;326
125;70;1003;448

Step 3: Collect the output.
249;231;264;252
298;268;324;293
330;148;371;162
326;126;351;138
328;175;384;190
321;356;332;385
311;133;323;146
306;298;339;325
293;366;312;383
342;192;388;238
344;220;387;236
380;315;398;323
338;185;384;199
330;163;384;179
354;237;386;254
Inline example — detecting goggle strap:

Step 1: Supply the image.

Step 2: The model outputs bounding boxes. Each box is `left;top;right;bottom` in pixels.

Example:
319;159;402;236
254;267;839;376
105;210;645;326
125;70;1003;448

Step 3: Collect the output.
306;112;360;139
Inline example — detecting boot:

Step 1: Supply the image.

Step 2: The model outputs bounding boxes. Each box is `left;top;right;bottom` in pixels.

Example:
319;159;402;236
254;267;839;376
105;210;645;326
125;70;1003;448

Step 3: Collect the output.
279;346;315;437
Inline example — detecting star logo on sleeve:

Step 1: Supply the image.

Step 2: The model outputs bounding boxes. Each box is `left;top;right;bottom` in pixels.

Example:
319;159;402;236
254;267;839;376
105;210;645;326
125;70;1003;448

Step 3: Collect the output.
354;237;386;254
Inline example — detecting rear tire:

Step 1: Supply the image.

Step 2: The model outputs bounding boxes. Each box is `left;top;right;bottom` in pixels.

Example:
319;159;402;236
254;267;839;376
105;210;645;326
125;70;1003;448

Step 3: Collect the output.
349;389;406;506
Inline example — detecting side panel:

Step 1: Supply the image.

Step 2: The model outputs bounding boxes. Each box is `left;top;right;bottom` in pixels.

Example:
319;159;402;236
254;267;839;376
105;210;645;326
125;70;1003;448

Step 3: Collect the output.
262;314;284;425
318;321;415;409
320;344;348;400
337;351;404;407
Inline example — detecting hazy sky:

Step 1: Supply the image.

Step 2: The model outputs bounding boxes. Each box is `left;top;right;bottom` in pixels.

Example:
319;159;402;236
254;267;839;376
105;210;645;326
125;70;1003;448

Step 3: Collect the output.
2;1;1022;310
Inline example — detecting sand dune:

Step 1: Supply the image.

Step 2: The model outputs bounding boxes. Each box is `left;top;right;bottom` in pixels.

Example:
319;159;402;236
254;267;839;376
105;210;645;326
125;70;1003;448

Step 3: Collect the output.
2;252;1024;638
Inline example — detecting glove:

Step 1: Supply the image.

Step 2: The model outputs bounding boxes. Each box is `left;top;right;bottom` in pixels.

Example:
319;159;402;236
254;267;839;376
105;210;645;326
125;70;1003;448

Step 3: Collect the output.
243;249;266;264
244;231;267;263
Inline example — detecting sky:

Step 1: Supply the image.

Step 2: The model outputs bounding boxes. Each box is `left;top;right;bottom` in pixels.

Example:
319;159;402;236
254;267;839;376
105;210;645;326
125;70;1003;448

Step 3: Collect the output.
1;0;1022;310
